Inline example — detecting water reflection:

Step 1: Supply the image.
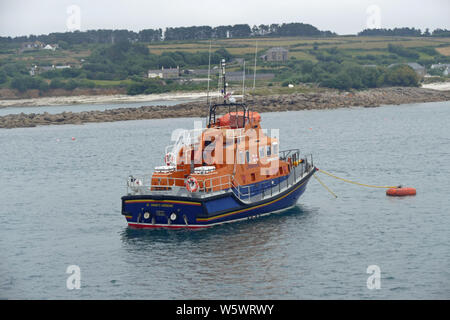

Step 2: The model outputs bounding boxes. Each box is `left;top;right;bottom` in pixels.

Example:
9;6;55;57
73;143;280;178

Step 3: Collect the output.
119;205;316;298
120;205;313;245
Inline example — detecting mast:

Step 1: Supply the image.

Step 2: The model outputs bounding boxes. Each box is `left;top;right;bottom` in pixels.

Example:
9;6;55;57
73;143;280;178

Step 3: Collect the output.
206;40;212;107
221;59;227;104
206;40;212;127
242;60;246;103
253;40;258;91
207;58;250;128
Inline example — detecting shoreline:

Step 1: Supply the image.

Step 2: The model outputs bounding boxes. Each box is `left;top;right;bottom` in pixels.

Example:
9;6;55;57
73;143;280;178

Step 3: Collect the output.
1;83;448;109
0;91;220;108
1;86;449;129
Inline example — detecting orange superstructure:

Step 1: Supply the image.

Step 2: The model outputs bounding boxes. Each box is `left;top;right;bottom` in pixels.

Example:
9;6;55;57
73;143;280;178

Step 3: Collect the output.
151;109;296;193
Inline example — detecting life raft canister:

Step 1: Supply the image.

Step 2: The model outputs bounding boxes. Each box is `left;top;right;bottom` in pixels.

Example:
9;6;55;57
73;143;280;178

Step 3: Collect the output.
386;187;416;196
185;176;199;193
218;111;261;128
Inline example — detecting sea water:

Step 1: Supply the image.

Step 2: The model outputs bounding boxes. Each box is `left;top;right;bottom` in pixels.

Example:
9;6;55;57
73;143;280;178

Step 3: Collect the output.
0;101;449;299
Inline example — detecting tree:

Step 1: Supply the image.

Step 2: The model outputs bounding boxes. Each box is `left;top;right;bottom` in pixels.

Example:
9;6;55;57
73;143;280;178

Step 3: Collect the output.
213;48;233;62
57;40;69;49
10;75;45;92
342;64;364;89
385;65;419;87
10;76;28;92
157;56;177;68
321;72;353;90
50;79;64;89
358;27;422;37
361;67;383;88
230;24;252;38
64;79;78;90
0;69;7;84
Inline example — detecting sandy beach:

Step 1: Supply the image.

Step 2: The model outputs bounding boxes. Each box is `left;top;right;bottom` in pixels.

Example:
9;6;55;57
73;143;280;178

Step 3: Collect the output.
1;83;448;109
421;82;450;91
0;91;221;108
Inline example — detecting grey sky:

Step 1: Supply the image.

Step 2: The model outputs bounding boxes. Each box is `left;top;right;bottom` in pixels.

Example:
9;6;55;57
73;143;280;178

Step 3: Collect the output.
0;0;449;37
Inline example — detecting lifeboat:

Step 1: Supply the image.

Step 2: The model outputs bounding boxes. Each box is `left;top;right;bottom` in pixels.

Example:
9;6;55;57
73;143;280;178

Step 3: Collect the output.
386;187;416;196
121;59;316;229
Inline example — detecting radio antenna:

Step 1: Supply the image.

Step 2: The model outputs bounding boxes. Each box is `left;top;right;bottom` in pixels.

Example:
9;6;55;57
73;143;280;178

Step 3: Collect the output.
242;60;246;103
206;40;212;106
253;40;258;92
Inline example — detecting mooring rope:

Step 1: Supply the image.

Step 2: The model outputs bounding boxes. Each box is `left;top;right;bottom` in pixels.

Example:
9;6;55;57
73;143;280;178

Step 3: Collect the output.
317;169;398;189
313;174;338;198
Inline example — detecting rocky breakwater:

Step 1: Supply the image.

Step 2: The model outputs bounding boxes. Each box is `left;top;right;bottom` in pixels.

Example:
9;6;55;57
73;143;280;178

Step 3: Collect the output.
1;87;449;129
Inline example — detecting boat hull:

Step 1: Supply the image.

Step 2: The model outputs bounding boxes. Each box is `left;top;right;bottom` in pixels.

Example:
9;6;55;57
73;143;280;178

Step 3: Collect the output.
122;168;315;229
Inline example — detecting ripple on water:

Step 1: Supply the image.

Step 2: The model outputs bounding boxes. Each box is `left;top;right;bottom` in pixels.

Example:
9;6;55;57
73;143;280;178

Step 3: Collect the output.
0;101;449;299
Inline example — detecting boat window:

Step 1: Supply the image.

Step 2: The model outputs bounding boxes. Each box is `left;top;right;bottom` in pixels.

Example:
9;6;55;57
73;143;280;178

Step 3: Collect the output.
245;151;250;164
251;173;256;181
272;143;278;155
239;151;245;164
259;146;265;158
267;145;272;156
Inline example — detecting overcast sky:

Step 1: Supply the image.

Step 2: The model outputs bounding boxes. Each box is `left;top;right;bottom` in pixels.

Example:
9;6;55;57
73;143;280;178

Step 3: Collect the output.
1;0;449;37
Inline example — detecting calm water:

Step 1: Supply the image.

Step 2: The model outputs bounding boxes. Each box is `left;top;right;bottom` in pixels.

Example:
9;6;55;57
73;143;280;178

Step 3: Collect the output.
0;99;194;116
0;101;449;299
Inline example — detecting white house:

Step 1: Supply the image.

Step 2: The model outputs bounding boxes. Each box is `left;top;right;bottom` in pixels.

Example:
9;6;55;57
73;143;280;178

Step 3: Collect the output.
148;66;180;79
431;63;450;76
43;44;57;51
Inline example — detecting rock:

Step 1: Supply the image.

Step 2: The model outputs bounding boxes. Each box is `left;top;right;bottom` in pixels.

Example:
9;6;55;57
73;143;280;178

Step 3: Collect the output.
1;87;449;129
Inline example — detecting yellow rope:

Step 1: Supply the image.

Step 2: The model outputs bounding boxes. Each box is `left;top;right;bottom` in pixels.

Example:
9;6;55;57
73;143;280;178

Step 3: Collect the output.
318;169;398;189
313;174;338;198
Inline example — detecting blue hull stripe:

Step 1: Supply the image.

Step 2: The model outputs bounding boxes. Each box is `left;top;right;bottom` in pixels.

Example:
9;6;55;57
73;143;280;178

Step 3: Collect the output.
122;170;315;227
197;177;309;223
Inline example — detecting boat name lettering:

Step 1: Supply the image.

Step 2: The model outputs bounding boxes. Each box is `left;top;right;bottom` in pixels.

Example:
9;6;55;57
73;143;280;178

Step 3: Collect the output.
151;203;174;208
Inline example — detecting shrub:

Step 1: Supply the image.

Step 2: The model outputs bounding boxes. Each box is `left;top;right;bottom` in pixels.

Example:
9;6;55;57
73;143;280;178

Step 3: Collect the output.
385;65;419;86
10;76;46;92
0;69;7;84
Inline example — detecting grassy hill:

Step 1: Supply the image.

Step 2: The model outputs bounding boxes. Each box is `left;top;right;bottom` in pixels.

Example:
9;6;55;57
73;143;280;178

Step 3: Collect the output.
1;35;450;98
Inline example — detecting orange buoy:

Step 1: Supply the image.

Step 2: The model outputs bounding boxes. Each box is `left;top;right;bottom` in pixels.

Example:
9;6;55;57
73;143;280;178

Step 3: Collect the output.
386;187;416;197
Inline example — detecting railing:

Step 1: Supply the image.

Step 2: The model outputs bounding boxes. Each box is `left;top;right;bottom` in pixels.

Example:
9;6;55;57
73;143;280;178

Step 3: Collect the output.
126;153;315;202
230;152;314;202
279;149;300;162
127;173;233;197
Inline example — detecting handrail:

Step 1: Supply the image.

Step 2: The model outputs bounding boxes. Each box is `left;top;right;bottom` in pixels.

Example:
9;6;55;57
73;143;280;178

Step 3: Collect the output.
279;149;300;161
127;153;315;201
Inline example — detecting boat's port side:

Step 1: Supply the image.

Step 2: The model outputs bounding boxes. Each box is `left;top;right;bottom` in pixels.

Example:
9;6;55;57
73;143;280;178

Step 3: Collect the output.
232;174;289;199
121;165;315;228
195;168;314;226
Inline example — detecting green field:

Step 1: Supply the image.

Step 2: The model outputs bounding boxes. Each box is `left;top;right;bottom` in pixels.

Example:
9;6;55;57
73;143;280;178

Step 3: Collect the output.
5;35;449;67
145;36;450;59
1;35;450;95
